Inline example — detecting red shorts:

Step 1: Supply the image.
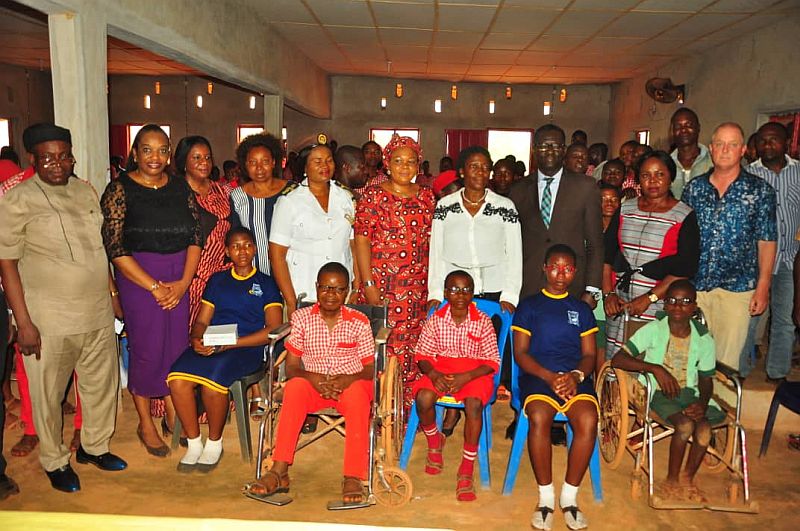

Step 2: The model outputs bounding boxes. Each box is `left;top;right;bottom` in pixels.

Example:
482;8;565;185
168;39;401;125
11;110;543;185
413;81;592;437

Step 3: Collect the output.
413;357;496;405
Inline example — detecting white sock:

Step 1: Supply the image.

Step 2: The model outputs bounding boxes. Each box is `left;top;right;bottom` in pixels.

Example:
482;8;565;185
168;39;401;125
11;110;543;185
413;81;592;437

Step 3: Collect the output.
560;482;579;508
180;436;203;465
197;437;223;465
538;482;555;508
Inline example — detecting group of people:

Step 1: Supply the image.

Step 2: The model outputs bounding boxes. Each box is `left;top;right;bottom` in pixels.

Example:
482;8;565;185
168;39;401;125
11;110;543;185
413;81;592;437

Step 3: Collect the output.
0;109;795;530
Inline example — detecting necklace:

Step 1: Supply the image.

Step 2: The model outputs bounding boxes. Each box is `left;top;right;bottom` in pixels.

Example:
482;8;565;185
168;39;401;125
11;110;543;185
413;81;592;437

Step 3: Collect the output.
461;189;487;206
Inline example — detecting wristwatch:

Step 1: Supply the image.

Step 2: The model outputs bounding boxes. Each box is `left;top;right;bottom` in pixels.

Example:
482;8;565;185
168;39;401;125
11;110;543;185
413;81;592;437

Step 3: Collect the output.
647;291;659;303
571;369;585;383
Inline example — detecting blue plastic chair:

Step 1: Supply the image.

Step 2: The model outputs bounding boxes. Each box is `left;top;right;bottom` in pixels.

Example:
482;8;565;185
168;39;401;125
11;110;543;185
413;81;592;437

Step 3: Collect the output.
502;352;603;502
399;299;512;489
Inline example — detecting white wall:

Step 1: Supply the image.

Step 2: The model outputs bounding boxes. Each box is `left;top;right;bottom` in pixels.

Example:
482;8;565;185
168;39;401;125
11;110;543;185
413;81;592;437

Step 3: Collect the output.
610;12;800;154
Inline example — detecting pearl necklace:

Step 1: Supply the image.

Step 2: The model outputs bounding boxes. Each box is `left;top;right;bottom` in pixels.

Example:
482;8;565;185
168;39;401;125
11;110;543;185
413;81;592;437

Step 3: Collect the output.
461;189;487;206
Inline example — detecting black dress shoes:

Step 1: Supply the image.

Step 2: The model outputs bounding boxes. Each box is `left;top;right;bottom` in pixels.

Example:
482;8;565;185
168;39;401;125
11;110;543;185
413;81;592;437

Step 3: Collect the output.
76;446;128;471
46;464;81;492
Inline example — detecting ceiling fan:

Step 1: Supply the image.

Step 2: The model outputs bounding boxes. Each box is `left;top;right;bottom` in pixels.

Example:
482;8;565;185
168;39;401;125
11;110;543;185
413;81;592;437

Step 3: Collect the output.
645;77;685;104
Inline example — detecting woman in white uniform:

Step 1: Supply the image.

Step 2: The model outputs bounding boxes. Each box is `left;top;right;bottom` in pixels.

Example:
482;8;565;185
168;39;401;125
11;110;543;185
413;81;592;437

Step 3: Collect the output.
269;142;356;317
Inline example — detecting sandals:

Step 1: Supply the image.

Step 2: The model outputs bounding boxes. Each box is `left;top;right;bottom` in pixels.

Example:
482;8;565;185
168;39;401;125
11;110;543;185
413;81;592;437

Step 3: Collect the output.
342;476;365;504
11;434;38;457
683;484;708;504
561;505;588;530
246;469;290;497
424;434;445;475
531;506;554;530
249;398;267;421
456;474;476;502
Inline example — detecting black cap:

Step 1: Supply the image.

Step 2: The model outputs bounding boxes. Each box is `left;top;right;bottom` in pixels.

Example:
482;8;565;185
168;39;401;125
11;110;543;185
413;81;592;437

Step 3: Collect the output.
23;123;72;153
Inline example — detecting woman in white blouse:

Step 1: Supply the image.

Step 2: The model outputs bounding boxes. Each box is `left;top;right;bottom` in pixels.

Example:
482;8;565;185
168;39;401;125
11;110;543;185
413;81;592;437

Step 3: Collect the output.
269;143;356;317
427;146;523;314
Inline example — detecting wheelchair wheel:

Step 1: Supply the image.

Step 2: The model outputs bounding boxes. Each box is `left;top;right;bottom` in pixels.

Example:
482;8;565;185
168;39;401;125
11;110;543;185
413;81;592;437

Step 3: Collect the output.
379;355;404;462
596;362;629;469
702;422;734;474
373;466;413;507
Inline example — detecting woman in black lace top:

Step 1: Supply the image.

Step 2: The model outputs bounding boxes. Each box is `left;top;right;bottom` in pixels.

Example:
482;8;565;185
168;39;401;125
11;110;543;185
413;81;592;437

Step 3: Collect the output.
101;124;202;457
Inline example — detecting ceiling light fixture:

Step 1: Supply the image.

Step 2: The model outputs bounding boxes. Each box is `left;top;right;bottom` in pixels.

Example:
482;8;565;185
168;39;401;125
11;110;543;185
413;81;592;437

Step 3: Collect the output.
434;99;442;113
395;83;403;98
249;95;256;109
207;82;214;95
196;95;203;109
380;97;387;110
155;81;161;95
282;127;288;141
543;101;551;116
488;100;495;114
144;95;151;109
505;86;512;100
451;84;458;100
559;88;568;103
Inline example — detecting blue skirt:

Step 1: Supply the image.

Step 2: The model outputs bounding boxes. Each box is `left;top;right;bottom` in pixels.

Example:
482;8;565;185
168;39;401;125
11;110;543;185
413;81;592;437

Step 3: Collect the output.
167;345;265;394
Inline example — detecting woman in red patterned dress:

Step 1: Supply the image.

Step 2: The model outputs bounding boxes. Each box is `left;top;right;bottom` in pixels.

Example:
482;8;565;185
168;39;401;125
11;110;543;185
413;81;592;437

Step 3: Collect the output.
173;136;232;325
354;135;436;411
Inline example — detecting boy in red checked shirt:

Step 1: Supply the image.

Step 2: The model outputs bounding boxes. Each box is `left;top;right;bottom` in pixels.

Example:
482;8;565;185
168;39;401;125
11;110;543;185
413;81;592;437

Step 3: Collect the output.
413;270;500;502
246;262;375;506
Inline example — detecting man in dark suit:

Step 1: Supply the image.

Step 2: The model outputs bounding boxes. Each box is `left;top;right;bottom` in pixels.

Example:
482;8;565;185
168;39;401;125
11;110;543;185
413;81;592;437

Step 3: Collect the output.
509;124;603;306
508;124;604;446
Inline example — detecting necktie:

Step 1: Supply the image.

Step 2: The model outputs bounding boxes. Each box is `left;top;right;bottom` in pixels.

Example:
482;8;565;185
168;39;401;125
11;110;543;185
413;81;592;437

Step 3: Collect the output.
541;177;554;228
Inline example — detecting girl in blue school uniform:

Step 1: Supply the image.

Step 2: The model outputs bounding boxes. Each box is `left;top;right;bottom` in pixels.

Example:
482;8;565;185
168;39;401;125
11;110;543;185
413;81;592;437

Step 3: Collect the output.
512;244;598;531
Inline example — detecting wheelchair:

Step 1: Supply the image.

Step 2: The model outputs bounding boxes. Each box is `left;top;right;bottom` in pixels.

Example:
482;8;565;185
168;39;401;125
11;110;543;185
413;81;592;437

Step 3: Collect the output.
596;311;758;513
245;300;412;509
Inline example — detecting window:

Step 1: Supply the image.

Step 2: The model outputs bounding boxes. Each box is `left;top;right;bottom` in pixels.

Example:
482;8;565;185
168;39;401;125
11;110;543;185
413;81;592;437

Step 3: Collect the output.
237;125;264;144
488;129;533;170
0;118;10;149
370;128;420;149
635;129;650;146
127;124;171;153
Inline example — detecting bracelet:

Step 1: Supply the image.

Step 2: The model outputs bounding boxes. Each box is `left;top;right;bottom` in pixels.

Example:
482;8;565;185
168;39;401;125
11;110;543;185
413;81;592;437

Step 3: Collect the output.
363;280;376;288
602;292;615;300
149;282;159;292
110;290;119;297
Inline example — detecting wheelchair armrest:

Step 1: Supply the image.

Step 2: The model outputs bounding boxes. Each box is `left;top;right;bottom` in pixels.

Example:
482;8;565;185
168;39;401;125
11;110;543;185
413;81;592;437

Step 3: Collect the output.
714;361;740;382
268;322;292;342
375;326;392;345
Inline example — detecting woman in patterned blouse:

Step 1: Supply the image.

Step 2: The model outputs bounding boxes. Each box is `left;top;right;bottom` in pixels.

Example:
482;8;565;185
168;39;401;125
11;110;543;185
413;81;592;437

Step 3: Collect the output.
354;135;436;412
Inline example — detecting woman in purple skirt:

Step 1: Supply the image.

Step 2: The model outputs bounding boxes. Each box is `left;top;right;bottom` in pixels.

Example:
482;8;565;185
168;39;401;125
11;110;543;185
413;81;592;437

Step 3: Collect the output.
101;124;202;457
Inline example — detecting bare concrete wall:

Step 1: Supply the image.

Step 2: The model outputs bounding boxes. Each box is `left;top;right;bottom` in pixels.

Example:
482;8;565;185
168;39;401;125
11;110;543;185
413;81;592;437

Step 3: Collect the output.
284;76;612;163
610;12;800;154
0;63;54;162
109;75;264;162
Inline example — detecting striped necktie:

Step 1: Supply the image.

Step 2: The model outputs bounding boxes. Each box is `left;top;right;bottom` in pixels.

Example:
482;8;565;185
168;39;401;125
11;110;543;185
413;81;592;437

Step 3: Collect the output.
541;177;554;228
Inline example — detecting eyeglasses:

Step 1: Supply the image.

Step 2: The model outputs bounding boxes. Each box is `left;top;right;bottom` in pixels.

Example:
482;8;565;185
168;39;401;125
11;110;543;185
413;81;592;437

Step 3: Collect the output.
545;265;576;274
665;297;695;306
445;286;473;295
39;154;76;168
317;284;348;294
535;143;565;152
466;162;492;172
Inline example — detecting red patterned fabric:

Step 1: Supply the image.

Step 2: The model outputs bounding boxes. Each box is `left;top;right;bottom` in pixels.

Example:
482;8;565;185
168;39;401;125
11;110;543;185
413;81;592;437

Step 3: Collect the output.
414;303;500;372
189;181;231;326
285;304;375;375
355;185;436;409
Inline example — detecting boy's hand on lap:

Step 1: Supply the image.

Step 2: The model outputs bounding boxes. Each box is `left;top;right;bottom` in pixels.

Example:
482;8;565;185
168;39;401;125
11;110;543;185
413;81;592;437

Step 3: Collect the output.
682;402;705;421
430;370;451;394
652;366;680;399
447;372;472;394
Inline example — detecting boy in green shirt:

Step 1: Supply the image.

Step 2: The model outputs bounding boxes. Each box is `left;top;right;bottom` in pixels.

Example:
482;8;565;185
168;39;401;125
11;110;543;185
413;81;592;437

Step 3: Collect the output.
612;280;724;502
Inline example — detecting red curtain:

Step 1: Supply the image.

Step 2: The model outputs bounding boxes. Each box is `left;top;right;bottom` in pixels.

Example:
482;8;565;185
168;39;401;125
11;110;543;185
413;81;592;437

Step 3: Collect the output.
769;112;800;158
109;124;128;161
444;129;488;163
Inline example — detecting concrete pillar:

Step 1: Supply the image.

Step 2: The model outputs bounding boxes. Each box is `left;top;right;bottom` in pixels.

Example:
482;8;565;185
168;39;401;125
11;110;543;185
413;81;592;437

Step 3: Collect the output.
48;12;109;193
263;94;283;139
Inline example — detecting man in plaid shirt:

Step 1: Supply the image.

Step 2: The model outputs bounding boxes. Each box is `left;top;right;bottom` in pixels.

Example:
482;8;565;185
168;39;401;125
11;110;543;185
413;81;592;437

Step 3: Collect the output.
250;262;375;505
412;270;500;502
